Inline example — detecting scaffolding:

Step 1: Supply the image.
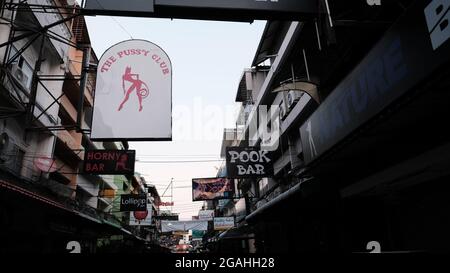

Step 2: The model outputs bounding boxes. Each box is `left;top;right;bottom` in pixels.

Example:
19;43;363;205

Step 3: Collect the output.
0;0;92;134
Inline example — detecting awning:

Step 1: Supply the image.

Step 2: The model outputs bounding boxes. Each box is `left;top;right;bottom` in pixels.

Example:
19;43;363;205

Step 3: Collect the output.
245;182;302;222
218;225;255;240
75;211;102;224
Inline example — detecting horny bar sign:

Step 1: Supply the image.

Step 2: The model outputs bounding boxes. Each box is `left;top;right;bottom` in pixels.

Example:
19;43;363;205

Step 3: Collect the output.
83;150;136;175
226;147;273;178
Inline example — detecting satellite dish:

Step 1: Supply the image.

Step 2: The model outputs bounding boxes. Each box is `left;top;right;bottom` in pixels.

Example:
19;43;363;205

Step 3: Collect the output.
272;80;321;104
34;156;58;173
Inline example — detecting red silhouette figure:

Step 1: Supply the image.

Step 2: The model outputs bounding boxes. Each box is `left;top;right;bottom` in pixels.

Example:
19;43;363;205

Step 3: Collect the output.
118;66;149;112
115;154;131;171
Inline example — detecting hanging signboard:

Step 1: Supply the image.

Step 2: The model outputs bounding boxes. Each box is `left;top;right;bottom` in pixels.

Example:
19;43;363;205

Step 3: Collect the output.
120;194;147;211
91;39;172;141
83;150;135;175
225;146;273;178
83;0;317;21
129;203;153;226
192;177;234;201
214;217;235;231
161;220;208;232
198;210;214;221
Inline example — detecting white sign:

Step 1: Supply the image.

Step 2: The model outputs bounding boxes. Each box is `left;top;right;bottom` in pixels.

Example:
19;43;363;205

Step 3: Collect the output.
129;203;152;226
161;220;208;232
213;217;234;231
91;39;172;140
198;210;214;221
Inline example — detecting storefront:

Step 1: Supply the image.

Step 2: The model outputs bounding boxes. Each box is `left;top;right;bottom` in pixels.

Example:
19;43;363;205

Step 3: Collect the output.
298;0;450;253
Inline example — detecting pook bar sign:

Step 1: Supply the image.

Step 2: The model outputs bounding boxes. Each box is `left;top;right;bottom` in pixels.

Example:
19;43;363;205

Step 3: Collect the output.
226;147;273;178
83;150;136;175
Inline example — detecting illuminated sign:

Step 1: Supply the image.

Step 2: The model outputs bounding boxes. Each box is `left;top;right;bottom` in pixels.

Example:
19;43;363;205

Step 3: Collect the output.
192;177;234;201
83;150;135;174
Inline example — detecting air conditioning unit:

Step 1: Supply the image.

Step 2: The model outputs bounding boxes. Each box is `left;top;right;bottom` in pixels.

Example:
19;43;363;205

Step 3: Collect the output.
0;132;14;164
11;63;30;90
286;90;303;110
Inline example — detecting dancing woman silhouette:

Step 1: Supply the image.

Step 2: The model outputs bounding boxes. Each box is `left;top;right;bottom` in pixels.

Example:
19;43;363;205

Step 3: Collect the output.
118;66;149;112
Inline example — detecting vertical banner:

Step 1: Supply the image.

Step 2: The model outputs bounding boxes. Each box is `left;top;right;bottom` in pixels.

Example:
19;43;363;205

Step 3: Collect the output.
91;39;172;141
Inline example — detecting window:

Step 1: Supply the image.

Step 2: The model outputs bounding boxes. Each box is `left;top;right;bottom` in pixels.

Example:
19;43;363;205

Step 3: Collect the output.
8;46;34;90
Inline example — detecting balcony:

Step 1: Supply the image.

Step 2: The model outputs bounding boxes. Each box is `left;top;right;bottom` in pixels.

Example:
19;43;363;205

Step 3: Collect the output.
56;129;84;161
60;95;77;123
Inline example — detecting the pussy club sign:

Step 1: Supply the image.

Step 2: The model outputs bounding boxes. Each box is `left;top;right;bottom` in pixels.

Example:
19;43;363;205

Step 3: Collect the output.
91;39;172;141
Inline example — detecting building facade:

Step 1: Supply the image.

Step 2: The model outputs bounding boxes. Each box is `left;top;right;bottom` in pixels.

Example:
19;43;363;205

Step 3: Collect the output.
217;0;450;253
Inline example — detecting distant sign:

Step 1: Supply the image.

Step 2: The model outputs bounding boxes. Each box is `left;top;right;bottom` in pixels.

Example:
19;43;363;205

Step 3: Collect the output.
226;147;273;178
192;178;234;201
198;210;214;221
91;39;172;141
157;201;174;206
161;220;208;232
83;150;135;174
214;217;235;231
120;194;147;211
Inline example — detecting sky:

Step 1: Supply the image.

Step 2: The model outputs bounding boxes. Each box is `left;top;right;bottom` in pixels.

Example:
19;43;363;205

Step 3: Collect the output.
85;15;266;220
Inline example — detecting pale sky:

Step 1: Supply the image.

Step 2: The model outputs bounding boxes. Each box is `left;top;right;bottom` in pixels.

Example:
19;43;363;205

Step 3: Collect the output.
85;15;265;220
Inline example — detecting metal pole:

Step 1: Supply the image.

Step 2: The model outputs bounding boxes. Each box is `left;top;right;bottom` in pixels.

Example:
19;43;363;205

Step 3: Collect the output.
25;33;45;140
76;45;90;132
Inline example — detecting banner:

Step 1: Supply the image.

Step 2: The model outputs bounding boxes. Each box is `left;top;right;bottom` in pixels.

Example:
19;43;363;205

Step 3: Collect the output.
83;150;135;175
120;194;147;211
225;147;273;178
214;217;235;231
129;203;152;226
198;210;214;221
91;39;172;141
192;178;234;201
161;220;208;232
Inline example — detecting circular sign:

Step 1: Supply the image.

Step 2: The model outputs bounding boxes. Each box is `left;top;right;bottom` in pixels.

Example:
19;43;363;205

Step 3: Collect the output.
34;157;58;173
133;210;149;221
